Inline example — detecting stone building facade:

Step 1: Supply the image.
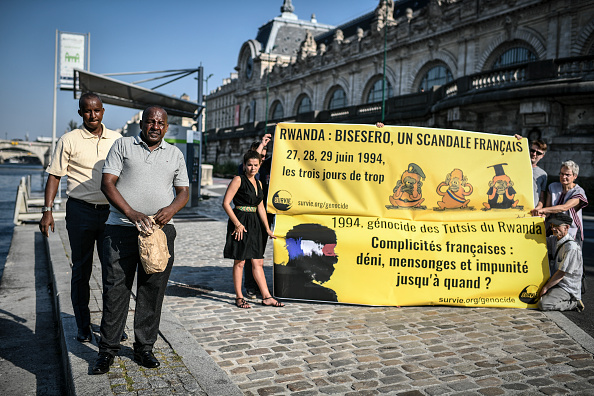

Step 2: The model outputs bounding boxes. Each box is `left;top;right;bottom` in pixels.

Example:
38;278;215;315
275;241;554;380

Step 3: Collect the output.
205;0;594;197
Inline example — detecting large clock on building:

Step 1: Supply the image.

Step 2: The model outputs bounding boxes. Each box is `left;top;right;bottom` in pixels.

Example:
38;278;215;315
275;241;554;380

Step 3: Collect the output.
245;56;253;79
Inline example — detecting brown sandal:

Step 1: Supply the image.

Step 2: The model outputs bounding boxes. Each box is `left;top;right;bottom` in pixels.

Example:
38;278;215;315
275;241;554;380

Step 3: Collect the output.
262;297;284;307
235;298;251;309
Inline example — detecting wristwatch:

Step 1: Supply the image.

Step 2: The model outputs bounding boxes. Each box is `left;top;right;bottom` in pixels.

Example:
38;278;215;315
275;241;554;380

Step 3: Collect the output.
42;206;53;212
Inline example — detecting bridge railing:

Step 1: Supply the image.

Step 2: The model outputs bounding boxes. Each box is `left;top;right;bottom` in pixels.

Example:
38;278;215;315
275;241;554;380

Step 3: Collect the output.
13;176;64;225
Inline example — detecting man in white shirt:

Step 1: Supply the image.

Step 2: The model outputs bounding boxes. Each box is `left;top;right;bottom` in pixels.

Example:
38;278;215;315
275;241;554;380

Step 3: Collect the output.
538;212;584;312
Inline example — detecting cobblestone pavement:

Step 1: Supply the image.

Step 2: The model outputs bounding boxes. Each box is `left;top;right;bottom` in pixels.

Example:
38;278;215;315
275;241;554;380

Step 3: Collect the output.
101;338;205;395
164;194;594;395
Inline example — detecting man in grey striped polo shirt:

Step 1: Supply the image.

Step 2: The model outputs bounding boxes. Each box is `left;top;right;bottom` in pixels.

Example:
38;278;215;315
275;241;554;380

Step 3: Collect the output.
92;106;189;374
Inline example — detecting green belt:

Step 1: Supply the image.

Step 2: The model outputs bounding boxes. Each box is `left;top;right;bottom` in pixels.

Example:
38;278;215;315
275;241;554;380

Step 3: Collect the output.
236;206;257;212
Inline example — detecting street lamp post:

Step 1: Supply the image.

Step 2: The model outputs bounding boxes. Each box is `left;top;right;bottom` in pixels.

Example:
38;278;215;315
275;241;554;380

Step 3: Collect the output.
204;73;213;154
265;72;270;134
263;46;276;135
264;54;271;135
381;0;388;123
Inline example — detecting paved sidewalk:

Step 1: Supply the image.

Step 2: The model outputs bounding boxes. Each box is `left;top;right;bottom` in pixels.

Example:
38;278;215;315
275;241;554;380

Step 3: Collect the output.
0;225;65;395
45;197;241;395
32;183;594;394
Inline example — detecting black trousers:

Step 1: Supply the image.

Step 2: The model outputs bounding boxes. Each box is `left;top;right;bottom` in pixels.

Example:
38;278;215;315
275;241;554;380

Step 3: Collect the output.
98;224;175;356
65;198;109;331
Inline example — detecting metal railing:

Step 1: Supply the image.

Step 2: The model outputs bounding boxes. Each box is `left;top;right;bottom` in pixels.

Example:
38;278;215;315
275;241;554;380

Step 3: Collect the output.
13;176;64;225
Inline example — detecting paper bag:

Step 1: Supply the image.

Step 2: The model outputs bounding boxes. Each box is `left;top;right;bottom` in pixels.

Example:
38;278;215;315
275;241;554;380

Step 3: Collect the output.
138;217;170;274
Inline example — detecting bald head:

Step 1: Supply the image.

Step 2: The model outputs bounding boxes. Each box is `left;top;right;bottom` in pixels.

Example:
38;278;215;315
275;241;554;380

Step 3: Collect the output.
142;106;168;124
140;106;168;148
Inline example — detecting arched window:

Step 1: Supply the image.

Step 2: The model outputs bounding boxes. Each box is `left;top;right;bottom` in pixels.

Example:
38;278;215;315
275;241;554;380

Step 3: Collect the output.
492;47;536;69
297;95;312;114
328;87;347;110
367;79;393;103
418;65;453;92
270;101;284;120
243;106;250;124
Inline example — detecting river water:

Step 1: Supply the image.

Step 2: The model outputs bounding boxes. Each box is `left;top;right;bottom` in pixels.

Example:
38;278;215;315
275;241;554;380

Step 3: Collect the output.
0;164;65;281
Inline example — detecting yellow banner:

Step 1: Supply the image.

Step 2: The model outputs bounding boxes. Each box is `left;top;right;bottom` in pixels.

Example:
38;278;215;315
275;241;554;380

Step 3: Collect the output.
268;123;549;308
268;123;534;221
273;215;548;308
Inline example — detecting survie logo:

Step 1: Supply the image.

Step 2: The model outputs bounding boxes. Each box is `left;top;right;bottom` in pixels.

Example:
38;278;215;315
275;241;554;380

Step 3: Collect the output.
272;190;293;211
519;285;539;304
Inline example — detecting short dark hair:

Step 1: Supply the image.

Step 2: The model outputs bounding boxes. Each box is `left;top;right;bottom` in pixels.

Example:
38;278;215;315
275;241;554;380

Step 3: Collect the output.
250;141;261;151
79;92;102;109
531;139;547;152
243;150;262;165
549;212;572;226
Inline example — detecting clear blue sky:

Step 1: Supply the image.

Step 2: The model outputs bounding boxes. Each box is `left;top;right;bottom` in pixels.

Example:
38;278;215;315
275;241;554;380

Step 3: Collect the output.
0;0;378;141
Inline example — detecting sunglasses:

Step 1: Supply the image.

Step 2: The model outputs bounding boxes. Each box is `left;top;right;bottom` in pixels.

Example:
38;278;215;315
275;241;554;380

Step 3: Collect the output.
530;149;544;156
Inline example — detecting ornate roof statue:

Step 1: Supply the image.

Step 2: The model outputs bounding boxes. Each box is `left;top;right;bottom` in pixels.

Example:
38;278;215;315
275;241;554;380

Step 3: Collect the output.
281;0;294;14
334;29;344;44
356;27;364;40
298;31;317;60
374;0;395;31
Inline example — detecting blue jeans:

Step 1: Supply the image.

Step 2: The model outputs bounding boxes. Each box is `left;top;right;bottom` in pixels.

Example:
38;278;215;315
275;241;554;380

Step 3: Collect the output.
65;198;109;331
98;224;175;356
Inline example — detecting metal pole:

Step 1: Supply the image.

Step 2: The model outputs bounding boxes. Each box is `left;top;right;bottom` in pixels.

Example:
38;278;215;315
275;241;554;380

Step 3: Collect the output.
381;0;387;123
265;51;270;135
104;69;197;76
87;32;90;71
51;30;58;156
194;66;204;206
204;79;208;154
204;73;213;152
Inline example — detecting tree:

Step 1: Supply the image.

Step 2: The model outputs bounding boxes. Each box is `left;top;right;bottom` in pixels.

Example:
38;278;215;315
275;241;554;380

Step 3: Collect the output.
67;120;79;131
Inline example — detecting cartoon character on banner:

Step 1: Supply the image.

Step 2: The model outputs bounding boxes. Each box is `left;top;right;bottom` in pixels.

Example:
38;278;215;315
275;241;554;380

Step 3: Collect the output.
483;163;521;210
435;168;474;210
274;224;339;302
388;163;426;209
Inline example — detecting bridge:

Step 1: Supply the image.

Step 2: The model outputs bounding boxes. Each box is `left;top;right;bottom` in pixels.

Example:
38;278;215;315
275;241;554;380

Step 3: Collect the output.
0;140;51;167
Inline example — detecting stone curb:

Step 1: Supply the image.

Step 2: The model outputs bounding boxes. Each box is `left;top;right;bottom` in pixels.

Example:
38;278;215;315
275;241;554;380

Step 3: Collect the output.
545;311;594;355
45;226;113;396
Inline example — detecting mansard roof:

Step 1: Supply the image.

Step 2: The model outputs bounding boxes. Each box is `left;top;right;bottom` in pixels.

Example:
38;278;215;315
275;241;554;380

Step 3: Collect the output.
315;0;429;46
254;7;333;57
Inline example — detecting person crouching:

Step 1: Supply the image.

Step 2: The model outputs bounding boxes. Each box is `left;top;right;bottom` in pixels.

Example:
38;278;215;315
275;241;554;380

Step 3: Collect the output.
538;212;585;312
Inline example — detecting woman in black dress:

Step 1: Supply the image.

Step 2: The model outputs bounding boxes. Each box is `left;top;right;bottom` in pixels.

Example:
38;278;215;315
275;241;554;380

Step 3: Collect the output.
222;150;284;309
